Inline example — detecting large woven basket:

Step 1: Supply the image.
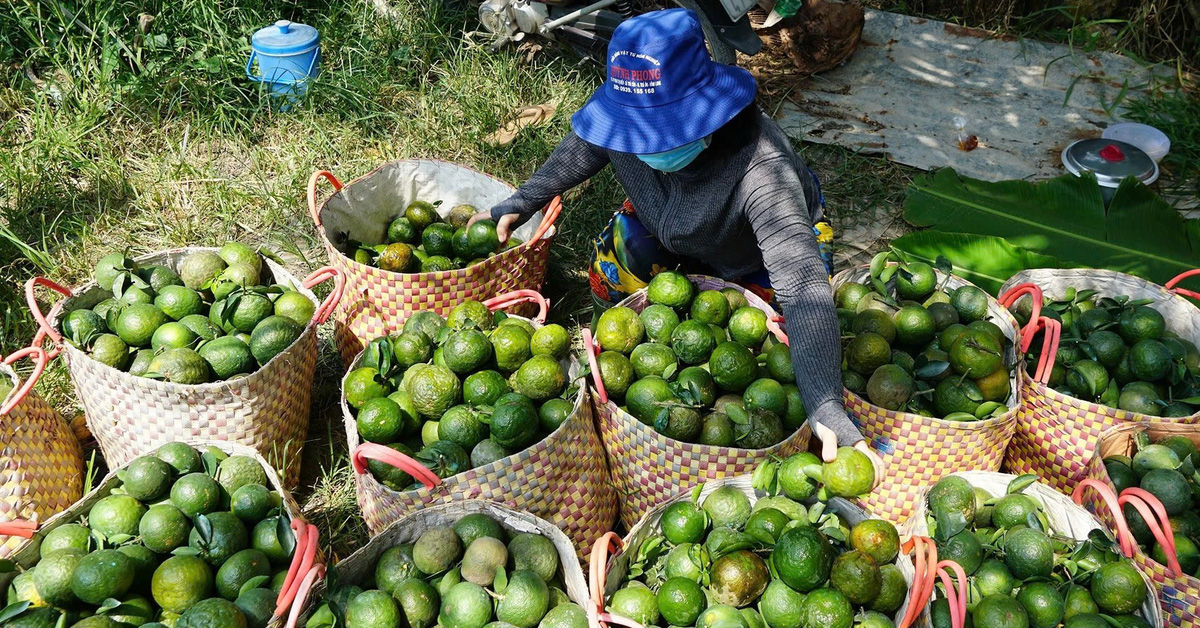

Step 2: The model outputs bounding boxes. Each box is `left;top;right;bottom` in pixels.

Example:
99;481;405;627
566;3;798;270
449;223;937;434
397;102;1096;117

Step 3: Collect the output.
307;161;561;365
590;475;919;628
25;248;344;488
999;269;1200;495
1078;422;1200;627
344;294;618;554
831;266;1021;525
292;500;590;625
905;470;1163;628
586;275;810;529
0;440;320;628
0;347;83;559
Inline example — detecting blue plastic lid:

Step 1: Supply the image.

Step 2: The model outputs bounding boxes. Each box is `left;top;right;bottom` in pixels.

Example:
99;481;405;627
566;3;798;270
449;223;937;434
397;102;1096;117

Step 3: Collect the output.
251;20;319;55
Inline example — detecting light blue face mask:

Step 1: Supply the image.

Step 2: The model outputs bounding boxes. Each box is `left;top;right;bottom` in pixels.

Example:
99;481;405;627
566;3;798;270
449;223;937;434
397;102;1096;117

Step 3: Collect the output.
637;136;712;172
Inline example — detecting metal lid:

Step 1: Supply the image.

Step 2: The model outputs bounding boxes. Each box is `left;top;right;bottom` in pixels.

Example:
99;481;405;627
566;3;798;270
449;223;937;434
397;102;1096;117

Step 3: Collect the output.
251;20;319;55
1061;138;1159;188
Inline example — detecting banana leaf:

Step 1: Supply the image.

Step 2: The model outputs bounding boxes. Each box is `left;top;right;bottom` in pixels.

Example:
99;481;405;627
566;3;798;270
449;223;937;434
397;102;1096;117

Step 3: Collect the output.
892;231;1066;294
901;169;1200;292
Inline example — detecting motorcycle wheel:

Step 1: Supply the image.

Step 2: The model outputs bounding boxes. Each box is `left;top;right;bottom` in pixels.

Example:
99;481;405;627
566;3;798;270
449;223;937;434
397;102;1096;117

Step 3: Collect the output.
673;0;736;64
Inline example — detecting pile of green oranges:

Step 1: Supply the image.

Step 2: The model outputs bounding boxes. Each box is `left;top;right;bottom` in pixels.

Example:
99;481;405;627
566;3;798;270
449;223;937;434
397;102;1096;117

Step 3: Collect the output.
343;202;515;274
591;272;803;448
4;443;298;627
345;301;575;489
58;244;313;385
835;256;1013;420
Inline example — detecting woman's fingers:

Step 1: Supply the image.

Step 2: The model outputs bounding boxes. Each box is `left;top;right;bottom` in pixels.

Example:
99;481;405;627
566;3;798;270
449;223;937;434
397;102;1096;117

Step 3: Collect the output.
814;423;838;463
467;210;491;228
496;214;520;243
855;440;885;490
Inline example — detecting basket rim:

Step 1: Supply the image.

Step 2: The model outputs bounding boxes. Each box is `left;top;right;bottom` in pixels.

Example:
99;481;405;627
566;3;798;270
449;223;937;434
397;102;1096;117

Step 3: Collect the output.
1022;373;1200;422
319;232;555;283
594;395;812;454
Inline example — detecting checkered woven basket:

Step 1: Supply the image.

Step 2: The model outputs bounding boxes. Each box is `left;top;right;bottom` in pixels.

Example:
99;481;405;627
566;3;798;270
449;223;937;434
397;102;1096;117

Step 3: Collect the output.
589;475;919;628
1078;422;1199;627
292;500;590;626
0;440;321;628
998;269;1200;496
344;302;617;555
905;470;1163;628
586;275;809;529
831;266;1022;525
25;248;345;489
0;347;83;559
307;161;560;365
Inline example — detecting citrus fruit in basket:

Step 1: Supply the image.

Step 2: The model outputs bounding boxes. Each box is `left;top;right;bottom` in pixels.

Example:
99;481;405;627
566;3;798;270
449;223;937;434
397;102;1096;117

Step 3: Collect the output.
973;595;1027;628
1090;561;1147;615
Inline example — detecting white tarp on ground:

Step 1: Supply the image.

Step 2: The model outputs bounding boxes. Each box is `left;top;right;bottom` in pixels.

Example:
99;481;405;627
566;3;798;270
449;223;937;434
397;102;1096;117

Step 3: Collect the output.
775;10;1174;183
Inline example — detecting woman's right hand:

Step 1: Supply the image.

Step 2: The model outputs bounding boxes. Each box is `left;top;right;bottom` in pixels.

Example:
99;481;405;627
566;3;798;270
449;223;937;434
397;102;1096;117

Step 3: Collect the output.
469;210;521;244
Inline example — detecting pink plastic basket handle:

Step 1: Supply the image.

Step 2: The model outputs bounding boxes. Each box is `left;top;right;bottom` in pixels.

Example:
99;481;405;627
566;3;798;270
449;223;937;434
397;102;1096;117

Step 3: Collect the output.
25;277;73;358
581;328;608;404
284;563;326;628
484;289;549;324
1026;317;1061;385
307;170;344;227
935;560;969;628
0;519;37;538
302;267;345;325
1165;269;1200;301
276;522;321;618
900;536;938;628
767;314;789;346
998;283;1043;339
1;346;49;415
530;196;563;244
351;442;441;489
1119;488;1181;576
1072;478;1137;557
589;532;636;628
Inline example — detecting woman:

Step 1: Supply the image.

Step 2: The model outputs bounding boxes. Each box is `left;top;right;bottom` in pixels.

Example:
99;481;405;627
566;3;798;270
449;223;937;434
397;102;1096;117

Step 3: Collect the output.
470;8;881;479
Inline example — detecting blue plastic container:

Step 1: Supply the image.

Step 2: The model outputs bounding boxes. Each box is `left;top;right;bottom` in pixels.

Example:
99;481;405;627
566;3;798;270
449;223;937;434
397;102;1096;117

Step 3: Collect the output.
247;20;321;102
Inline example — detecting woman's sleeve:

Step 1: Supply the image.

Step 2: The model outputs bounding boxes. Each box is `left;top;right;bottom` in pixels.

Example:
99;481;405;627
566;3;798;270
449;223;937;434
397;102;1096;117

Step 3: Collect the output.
491;132;612;222
741;155;865;447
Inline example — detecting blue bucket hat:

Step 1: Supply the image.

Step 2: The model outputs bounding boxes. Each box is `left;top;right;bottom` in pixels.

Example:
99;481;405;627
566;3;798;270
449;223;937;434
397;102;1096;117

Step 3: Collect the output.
571;8;758;154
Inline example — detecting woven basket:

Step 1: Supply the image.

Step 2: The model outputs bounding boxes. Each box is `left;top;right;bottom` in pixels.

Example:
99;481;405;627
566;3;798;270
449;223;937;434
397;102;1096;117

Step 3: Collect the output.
585;275;809;529
0;440;320;628
0;347;83;559
590;475;919;628
999;269;1200;495
293;500;590;625
26;248;344;488
831;266;1021;525
344;295;617;555
905;470;1163;628
1079;422;1200;627
307;161;561;365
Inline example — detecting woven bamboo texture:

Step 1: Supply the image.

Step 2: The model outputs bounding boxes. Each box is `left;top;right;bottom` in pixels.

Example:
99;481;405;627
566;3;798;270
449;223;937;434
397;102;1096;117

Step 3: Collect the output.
312;160;556;364
45;248;319;488
593;275;811;529
603;475;918;626
1;440;313;628
905;470;1163;628
1079;422;1200;627
1000;269;1200;495
0;363;83;559
831;266;1022;524
344;315;618;555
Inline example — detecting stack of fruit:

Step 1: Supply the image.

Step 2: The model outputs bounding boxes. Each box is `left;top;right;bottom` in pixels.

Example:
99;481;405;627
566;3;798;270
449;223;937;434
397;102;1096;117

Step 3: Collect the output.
918;474;1155;628
599;478;909;628
1013;290;1199;417
3;442;304;627
58;244;314;384
834;258;1015;420
305;510;588;628
1102;432;1200;577
343;201;514;273
344;300;574;489
590;272;802;447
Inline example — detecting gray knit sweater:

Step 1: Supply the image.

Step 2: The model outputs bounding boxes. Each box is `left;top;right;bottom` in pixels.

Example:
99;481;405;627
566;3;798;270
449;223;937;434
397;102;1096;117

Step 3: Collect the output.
491;107;863;447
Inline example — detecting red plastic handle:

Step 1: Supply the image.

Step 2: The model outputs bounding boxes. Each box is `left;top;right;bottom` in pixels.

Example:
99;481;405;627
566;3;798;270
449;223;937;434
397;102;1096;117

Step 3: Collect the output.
588;532;642;628
307;170;344;227
1165;270;1200;301
284;563;326;628
1025;317;1061;385
529;197;563;244
900;536;939;628
1072;478;1137;557
767;314;789;346
275;522;320;618
998;283;1043;339
1119;488;1181;576
1;346;49;415
484;290;549;325
935;560;969;628
302;267;345;325
25;277;73;358
351;442;441;489
581;328;608;405
0;520;37;538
